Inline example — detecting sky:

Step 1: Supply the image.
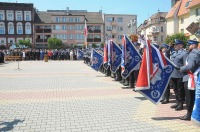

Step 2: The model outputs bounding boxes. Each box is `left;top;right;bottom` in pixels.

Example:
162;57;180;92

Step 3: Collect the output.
1;0;171;26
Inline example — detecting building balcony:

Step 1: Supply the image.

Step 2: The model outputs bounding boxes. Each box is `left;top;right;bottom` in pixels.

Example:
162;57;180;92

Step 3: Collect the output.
87;38;93;42
151;29;159;34
36;29;52;33
111;29;117;34
93;30;101;33
94;38;101;42
36;39;48;43
111;21;117;26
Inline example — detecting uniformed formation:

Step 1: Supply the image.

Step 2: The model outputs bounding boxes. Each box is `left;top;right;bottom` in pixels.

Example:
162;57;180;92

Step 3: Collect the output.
83;38;200;121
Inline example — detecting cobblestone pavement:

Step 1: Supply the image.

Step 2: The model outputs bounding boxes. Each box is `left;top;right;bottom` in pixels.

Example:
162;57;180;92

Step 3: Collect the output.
0;61;199;132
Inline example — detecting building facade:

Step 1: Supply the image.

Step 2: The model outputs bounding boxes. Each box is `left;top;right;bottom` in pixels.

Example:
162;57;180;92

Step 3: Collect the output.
0;2;138;49
104;14;137;44
166;0;200;41
0;2;35;49
34;10;104;49
137;12;167;45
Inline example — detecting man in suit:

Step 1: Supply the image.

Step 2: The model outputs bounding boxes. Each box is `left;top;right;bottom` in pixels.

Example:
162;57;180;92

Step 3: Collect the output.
179;40;200;120
170;39;187;111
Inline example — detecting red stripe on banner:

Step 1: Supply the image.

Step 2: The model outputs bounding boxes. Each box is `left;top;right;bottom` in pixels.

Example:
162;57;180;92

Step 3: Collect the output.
135;47;149;88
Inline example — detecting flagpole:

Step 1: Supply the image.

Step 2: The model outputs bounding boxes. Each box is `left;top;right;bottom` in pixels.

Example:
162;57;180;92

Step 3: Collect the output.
84;19;88;49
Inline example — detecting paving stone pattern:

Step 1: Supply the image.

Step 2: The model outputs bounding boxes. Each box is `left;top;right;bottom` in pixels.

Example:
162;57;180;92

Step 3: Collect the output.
0;61;199;132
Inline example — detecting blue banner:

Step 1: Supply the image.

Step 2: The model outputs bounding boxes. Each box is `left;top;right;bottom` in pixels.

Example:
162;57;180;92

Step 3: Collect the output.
121;35;142;79
77;49;84;60
192;73;200;125
110;41;122;73
137;43;175;104
91;49;103;71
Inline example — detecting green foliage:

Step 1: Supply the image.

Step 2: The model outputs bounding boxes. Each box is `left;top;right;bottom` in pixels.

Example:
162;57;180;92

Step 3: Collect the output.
47;37;62;49
165;33;189;47
92;43;97;48
100;42;104;48
18;38;31;48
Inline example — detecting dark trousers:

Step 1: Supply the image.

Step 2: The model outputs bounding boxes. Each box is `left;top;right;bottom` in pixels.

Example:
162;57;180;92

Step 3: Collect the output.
163;81;171;98
115;67;122;81
184;81;195;112
171;78;185;103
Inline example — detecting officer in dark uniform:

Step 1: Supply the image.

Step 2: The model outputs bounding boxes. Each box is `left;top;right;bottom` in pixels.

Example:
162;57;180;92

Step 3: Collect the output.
130;42;141;89
179;40;200;120
170;39;187;111
160;44;171;104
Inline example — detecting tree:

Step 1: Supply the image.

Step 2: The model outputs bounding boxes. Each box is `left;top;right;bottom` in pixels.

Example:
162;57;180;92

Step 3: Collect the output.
92;43;97;48
165;33;189;47
47;37;62;49
17;38;31;48
100;42;104;48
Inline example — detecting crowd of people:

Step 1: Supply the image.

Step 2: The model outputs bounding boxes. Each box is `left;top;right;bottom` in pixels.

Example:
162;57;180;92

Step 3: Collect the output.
84;38;200;121
0;48;82;62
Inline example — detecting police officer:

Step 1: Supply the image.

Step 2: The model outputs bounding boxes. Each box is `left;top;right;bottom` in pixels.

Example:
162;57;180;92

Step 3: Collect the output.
179;40;200;120
170;39;187;111
160;44;171;104
130;42;141;89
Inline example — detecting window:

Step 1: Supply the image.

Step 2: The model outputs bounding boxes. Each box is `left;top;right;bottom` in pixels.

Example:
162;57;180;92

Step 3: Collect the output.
161;36;164;42
6;10;14;21
8;22;14;34
117;18;123;22
56;17;60;22
62;25;67;30
68;25;74;30
25;22;31;34
25;14;31;21
74;17;80;22
1;40;5;44
181;18;184;24
0;22;5;34
0;14;3;20
24;11;31;21
75;25;83;30
68;34;74;39
118;35;123;40
153;36;157;41
17;22;23;34
196;8;200;16
94;26;101;33
106;17;112;22
62;34;67;40
112;35;115;38
107;26;112;31
161;27;164;32
181;29;184;33
69;17;73;22
16;11;22;21
75;34;84;40
62;17;66;22
118;26;123;31
0;10;4;20
53;25;60;30
17;14;22;21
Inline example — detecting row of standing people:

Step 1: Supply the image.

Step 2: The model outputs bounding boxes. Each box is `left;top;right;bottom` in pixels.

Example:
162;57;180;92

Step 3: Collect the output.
3;49;79;61
87;39;200;121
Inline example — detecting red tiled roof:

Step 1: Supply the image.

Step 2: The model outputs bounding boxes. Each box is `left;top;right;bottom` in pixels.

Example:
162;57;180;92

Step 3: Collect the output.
178;0;190;16
187;0;200;9
166;1;181;19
